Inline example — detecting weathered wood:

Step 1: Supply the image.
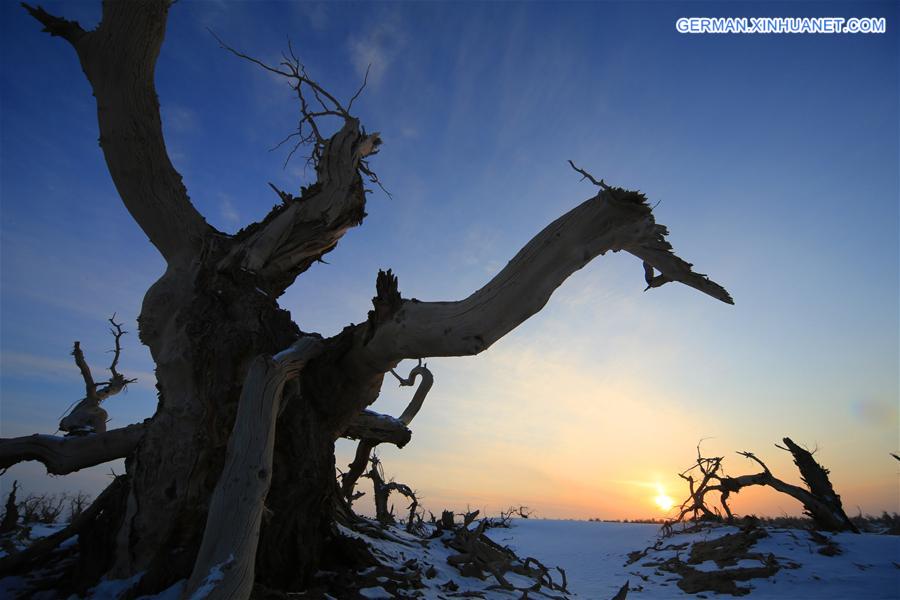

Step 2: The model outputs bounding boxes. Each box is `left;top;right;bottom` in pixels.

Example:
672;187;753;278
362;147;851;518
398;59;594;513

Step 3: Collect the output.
0;423;146;475
779;437;858;532
60;318;136;435
183;337;323;600
19;1;736;596
0;481;19;534
352;188;731;370
341;411;411;448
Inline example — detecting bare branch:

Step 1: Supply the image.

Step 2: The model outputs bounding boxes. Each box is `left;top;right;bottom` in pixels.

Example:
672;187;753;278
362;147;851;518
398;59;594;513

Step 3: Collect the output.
567;160;612;192
341;410;412;448
21;3;86;43
667;438;858;534
352;182;732;370
347;63;371;112
211;37;384;295
72;341;97;402
0;423;147;475
338;360;433;503
23;1;212;263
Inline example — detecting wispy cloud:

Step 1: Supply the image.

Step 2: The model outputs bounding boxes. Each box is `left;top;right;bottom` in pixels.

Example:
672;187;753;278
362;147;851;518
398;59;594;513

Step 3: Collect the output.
219;193;241;231
162;105;198;135
294;2;329;32
347;18;406;86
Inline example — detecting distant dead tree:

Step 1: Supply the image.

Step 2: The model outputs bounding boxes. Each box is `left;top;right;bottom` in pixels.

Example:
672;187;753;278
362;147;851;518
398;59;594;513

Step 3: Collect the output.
364;455;421;533
1;2;731;597
0;482;18;534
668;438;858;533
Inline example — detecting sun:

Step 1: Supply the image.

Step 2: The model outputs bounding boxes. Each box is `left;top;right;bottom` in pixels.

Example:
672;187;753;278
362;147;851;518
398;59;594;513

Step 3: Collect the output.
654;483;675;512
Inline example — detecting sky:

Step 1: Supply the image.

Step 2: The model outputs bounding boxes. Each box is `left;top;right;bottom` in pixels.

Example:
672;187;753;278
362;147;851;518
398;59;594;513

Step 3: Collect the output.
0;1;897;521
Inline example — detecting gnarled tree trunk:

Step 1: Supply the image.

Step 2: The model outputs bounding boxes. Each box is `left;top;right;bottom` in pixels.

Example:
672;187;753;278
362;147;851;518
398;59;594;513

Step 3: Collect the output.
6;2;732;597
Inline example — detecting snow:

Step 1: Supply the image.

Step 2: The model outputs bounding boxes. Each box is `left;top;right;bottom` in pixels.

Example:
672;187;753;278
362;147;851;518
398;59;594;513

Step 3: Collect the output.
494;520;660;597
359;585;392;598
187;553;234;600
499;519;900;599
85;572;144;599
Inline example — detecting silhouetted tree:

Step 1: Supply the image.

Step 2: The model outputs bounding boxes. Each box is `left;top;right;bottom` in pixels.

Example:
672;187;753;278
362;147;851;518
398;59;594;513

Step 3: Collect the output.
0;2;731;596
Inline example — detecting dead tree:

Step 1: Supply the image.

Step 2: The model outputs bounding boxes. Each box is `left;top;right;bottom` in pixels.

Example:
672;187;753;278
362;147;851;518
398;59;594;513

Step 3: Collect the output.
0;481;18;534
669;438;858;533
364;455;420;533
2;2;732;597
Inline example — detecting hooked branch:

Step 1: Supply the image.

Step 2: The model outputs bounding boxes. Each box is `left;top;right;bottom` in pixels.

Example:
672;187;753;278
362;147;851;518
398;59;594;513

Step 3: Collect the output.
339;361;433;504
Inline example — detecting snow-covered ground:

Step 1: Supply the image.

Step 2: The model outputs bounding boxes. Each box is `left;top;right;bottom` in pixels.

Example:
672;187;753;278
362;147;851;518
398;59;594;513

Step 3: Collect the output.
2;518;898;598
499;519;900;599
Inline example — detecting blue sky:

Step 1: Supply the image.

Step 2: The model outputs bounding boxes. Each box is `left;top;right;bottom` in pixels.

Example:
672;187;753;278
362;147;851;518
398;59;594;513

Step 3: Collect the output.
1;1;897;518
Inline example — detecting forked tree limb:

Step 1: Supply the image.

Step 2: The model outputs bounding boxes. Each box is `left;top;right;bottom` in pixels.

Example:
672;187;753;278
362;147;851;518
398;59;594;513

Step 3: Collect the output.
23;2;212;263
183;336;323;600
60;317;137;435
0;423;147;476
352;184;732;370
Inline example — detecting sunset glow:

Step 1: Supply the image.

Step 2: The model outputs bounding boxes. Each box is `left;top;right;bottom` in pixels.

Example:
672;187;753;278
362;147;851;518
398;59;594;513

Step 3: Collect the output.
654;484;675;512
0;0;896;525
